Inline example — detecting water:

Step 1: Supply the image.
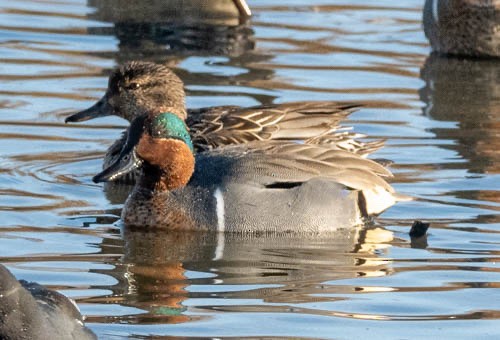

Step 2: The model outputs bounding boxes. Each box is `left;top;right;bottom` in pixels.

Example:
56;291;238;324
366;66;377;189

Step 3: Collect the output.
0;0;499;338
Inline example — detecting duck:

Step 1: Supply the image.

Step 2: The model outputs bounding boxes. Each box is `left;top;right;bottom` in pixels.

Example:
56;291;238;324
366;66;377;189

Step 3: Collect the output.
90;0;251;24
90;110;403;232
65;61;384;181
0;264;96;340
423;0;500;57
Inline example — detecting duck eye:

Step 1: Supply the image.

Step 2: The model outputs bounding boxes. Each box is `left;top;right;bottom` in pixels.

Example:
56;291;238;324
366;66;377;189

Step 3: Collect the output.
122;154;131;162
125;82;140;90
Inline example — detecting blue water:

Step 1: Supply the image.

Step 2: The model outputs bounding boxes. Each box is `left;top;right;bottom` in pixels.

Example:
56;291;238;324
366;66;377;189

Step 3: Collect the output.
0;0;499;338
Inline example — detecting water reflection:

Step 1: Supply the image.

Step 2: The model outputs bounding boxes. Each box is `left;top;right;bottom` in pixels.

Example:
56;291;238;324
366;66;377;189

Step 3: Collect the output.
420;54;500;175
87;226;393;324
414;54;500;226
87;0;255;64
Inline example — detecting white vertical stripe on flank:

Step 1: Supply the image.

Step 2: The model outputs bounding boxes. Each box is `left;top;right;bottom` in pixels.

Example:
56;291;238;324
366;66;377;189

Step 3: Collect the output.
214;187;225;232
432;0;439;23
212;187;226;260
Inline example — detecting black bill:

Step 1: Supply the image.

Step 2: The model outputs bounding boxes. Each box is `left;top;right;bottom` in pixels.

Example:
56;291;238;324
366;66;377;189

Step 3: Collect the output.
92;115;146;183
65;94;114;123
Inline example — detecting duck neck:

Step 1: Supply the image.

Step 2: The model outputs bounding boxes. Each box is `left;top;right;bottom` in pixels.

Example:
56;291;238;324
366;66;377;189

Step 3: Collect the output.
137;164;173;193
136;134;195;193
129;106;187;123
155;105;187;121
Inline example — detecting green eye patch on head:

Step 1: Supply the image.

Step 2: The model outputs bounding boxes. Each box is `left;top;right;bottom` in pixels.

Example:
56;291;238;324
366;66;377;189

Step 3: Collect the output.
151;112;194;152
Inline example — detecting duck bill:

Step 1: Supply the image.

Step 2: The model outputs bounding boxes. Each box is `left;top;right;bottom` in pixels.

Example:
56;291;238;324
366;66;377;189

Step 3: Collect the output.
93;115;147;183
92;149;142;183
65;94;113;123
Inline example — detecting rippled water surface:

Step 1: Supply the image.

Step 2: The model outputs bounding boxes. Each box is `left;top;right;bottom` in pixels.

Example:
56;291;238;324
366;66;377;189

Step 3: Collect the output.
1;0;499;338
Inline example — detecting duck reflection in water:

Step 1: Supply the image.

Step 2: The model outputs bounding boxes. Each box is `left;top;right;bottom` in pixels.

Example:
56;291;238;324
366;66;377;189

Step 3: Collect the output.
87;0;255;63
419;54;500;209
89;226;393;324
420;54;500;175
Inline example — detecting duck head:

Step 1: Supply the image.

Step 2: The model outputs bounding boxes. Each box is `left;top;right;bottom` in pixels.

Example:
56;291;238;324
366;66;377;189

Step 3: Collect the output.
66;62;186;123
93;112;195;191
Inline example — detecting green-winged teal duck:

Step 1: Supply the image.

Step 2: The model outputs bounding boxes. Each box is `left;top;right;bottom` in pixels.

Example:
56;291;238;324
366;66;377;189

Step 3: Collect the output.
91;110;403;232
0;264;96;340
423;0;500;57
66;62;384;181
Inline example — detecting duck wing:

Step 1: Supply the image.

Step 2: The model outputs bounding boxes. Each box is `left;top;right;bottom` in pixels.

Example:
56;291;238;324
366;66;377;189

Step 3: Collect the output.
201;141;397;215
187;101;380;154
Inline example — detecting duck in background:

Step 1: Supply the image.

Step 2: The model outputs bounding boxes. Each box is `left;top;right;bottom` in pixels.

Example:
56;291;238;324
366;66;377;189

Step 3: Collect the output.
0;264;96;340
66;61;383;183
423;0;500;57
89;0;251;24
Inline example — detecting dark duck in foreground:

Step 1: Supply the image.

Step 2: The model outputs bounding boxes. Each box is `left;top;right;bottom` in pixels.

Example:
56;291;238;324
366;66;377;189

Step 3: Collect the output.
92;110;405;232
65;62;384;183
0;264;96;340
